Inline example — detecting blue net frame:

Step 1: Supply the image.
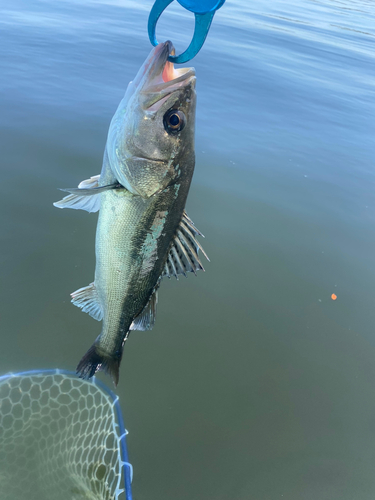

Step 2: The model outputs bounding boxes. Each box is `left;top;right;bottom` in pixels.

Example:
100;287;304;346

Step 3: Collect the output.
0;369;133;500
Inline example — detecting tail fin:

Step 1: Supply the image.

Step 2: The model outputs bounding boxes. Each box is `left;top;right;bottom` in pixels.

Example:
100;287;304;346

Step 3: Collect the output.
76;340;125;386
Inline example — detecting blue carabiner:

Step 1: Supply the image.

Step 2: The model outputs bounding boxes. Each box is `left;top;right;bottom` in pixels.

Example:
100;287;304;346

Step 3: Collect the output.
148;0;225;64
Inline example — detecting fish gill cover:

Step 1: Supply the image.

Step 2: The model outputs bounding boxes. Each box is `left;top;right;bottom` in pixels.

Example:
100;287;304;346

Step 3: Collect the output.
0;370;132;500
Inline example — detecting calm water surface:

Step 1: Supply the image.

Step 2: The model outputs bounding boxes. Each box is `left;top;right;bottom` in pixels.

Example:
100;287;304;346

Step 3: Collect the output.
1;0;375;498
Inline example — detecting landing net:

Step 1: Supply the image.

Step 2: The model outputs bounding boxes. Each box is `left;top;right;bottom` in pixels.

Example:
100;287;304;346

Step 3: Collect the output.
0;369;132;500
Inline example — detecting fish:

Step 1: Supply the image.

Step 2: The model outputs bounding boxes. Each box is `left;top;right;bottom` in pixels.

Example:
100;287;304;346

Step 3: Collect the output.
54;41;208;385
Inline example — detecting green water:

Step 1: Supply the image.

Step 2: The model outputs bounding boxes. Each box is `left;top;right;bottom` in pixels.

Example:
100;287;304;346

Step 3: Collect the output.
1;0;375;498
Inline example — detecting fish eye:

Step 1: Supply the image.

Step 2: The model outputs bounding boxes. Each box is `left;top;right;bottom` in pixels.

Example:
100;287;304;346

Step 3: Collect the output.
163;109;186;134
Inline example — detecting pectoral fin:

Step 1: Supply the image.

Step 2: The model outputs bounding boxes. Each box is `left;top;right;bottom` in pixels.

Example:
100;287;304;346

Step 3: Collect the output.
53;175;122;213
163;211;209;279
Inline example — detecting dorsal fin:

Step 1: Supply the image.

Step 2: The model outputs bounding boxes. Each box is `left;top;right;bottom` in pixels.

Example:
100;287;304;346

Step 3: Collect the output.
163;211;209;280
130;288;158;331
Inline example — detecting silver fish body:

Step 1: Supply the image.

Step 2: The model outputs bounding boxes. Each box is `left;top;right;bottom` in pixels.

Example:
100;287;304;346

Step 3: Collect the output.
91;150;194;383
54;42;207;385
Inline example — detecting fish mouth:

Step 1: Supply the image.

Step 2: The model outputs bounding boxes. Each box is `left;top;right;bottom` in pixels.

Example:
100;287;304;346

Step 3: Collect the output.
138;41;195;97
123;42;195;111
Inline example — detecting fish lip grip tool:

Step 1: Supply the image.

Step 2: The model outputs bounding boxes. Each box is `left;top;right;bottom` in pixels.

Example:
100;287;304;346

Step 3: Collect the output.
148;0;225;64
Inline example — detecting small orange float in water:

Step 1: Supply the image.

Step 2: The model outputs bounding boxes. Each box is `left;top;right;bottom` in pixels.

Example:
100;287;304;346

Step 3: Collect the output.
331;294;337;300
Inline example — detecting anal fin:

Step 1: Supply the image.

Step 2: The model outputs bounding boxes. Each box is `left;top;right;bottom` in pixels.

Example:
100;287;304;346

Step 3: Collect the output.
71;282;103;321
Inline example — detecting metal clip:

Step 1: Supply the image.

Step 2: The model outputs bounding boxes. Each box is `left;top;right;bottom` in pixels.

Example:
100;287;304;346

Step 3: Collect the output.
148;0;225;64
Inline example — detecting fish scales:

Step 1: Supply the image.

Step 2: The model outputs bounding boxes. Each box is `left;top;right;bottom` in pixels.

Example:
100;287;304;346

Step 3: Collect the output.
54;41;207;385
95;170;192;355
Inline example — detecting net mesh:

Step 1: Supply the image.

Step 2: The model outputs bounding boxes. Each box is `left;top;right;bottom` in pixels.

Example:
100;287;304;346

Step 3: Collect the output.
0;370;132;500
